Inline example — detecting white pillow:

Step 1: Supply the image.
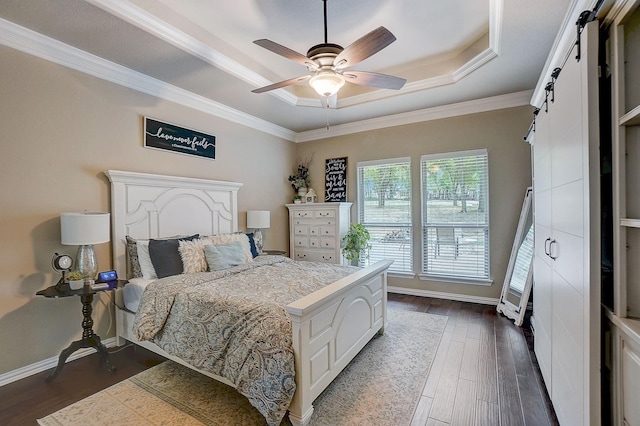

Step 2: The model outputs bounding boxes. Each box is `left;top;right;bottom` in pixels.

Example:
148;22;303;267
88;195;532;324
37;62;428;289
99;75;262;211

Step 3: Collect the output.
136;240;157;280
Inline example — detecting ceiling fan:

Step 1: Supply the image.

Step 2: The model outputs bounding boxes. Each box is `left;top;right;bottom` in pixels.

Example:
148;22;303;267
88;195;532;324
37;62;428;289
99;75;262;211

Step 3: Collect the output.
251;0;406;98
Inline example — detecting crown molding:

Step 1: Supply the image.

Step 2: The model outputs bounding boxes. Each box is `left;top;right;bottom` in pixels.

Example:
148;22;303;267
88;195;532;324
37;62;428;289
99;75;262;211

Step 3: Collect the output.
87;0;503;111
296;90;533;142
0;17;296;141
84;0;299;107
0;0;520;143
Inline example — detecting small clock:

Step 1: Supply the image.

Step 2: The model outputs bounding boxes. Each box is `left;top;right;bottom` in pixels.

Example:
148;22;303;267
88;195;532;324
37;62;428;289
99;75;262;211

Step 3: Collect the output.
52;253;73;272
52;253;73;291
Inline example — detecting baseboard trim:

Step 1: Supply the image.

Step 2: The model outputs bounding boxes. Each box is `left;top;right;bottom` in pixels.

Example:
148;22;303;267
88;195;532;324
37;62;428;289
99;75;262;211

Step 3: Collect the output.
388;286;499;306
0;337;117;387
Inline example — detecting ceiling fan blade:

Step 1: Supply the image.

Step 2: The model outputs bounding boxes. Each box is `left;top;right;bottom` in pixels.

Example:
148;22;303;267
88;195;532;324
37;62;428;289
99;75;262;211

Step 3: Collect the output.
342;71;406;90
252;75;311;94
253;39;318;69
334;27;396;69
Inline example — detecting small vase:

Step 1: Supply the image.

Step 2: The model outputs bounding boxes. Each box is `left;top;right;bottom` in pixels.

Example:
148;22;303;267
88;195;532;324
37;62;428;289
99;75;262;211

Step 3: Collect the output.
297;187;308;197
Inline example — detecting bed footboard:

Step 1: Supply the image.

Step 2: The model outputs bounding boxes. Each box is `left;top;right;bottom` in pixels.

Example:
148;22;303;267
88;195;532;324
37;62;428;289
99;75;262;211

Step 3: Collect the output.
286;260;392;426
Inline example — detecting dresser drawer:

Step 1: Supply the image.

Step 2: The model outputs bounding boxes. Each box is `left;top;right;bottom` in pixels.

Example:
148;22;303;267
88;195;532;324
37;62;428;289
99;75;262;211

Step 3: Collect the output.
309;237;320;248
294;225;309;236
294;236;309;248
309;226;321;236
319;237;336;249
319;226;336;236
294;249;339;263
315;210;335;219
293;210;313;219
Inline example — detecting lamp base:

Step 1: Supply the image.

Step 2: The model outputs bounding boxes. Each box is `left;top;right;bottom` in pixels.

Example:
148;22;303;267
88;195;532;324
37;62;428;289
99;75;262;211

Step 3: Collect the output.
76;244;98;280
253;228;264;254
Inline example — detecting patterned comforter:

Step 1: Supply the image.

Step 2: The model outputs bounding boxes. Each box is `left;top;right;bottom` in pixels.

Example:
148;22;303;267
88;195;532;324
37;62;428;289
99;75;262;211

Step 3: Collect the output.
134;256;358;425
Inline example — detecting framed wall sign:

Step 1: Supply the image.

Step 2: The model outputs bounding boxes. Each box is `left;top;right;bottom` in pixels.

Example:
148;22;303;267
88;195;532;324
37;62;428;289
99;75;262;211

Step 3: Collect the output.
325;157;347;202
144;117;216;160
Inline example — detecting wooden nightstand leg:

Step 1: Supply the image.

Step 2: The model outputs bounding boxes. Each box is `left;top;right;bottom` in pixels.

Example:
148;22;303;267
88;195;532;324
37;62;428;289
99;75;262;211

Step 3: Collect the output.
46;340;83;382
87;334;116;373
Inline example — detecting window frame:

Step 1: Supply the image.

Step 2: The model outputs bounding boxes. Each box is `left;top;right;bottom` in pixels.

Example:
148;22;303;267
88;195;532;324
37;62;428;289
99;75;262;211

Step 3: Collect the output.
419;149;491;285
356;157;413;275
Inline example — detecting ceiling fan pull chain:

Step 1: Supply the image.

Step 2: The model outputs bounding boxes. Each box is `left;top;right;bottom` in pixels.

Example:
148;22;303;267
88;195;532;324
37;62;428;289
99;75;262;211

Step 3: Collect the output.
324;96;331;130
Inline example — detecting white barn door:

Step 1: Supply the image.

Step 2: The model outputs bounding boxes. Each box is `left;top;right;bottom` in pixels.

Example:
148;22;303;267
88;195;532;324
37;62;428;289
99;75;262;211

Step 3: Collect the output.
532;21;601;425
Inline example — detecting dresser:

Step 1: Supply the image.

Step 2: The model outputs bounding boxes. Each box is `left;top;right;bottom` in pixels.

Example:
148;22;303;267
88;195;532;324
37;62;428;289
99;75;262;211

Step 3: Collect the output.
286;202;351;264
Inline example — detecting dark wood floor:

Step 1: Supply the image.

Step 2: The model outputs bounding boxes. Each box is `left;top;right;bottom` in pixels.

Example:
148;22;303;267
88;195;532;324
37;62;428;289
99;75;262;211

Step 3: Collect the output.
0;294;557;426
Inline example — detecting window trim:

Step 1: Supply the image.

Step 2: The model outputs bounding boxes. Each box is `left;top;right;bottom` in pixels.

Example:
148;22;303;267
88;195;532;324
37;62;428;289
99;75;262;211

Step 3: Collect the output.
419;148;490;284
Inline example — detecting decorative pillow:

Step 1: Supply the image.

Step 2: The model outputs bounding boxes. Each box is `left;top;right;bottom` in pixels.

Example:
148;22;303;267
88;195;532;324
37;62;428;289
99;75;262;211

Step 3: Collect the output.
136;240;156;280
246;233;259;258
125;235;143;278
130;234;200;279
179;237;215;274
204;242;246;271
208;233;254;263
149;234;199;278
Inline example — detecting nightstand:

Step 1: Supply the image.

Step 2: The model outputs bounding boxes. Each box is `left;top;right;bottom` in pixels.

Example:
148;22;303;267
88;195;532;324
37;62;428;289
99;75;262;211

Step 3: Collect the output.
36;280;127;381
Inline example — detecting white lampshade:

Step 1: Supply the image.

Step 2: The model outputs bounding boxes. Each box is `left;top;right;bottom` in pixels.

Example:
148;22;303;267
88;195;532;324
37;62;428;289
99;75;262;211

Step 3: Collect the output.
247;211;270;229
61;212;110;245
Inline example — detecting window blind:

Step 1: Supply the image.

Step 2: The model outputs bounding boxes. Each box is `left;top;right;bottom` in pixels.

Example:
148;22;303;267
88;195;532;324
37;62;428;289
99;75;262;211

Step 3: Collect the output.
357;158;412;273
420;150;489;280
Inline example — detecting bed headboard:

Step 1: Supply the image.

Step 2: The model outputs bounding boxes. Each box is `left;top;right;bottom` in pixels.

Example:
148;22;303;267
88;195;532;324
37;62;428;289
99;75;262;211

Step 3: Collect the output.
105;170;243;279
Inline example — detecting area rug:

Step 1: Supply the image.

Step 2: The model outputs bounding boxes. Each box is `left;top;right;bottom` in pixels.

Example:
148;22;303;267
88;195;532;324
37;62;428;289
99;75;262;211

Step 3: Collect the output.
37;309;447;426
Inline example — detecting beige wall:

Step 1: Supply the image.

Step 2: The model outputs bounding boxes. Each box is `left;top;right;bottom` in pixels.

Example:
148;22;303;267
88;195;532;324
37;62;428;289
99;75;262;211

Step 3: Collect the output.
295;107;533;299
0;46;296;375
0;43;532;377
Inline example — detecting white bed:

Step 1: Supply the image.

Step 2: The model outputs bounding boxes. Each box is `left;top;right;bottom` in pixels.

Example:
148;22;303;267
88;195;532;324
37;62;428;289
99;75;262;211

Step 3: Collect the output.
105;170;392;426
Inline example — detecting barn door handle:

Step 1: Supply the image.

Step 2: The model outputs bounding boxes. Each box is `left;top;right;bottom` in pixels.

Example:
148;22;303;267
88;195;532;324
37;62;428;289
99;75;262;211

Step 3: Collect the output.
548;239;557;261
544;237;551;256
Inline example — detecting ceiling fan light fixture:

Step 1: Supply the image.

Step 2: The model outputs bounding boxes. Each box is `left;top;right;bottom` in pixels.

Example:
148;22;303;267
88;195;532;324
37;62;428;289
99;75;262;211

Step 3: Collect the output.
309;71;345;97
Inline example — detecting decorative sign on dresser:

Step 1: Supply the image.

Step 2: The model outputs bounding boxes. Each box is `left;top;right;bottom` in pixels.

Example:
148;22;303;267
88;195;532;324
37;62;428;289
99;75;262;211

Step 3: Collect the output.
286;202;352;265
325;157;347;202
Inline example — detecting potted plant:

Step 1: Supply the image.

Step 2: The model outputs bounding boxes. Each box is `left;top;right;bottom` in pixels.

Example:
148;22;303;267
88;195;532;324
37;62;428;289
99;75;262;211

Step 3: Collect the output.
341;224;371;266
67;270;84;290
293;194;303;204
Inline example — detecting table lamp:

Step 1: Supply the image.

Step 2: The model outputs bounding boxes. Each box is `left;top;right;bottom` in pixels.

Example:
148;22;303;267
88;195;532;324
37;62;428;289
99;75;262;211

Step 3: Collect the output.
61;212;110;280
247;210;270;254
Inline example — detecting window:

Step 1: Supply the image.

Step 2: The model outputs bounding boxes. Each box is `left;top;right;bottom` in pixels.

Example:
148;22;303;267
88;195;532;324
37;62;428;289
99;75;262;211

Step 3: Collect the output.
420;149;489;282
357;158;412;273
